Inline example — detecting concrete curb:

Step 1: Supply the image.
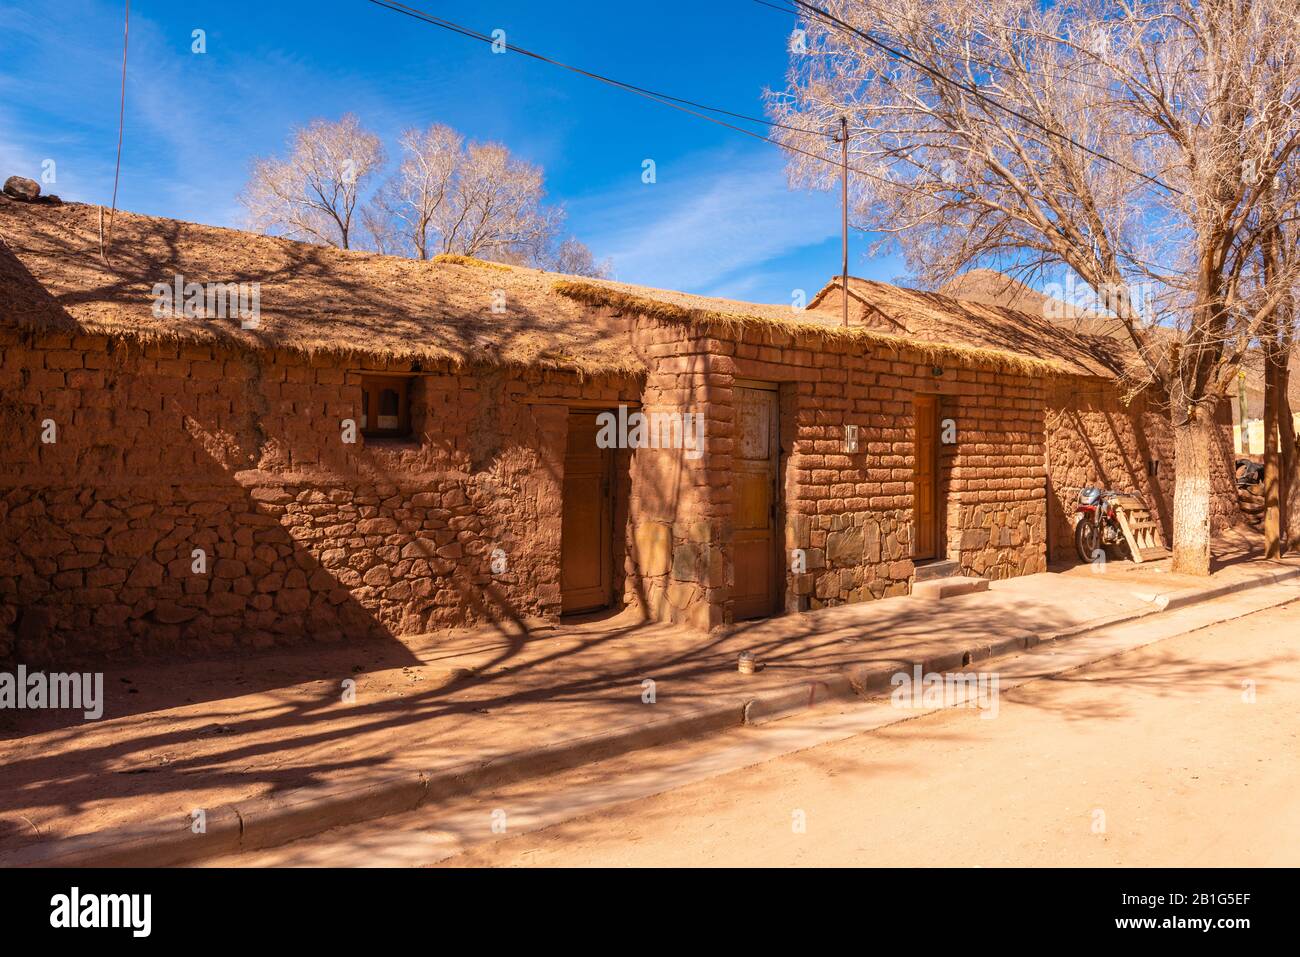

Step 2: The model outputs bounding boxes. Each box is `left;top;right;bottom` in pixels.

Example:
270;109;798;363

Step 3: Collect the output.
1154;563;1300;611
7;561;1299;868
746;563;1300;725
0;701;746;868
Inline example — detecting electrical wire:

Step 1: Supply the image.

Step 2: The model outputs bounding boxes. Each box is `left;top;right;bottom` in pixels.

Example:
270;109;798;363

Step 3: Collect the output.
767;0;1183;195
362;0;947;197
103;0;129;262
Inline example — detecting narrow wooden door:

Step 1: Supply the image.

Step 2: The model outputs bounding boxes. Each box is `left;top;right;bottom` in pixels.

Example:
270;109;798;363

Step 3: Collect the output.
561;411;613;614
733;386;779;620
912;394;940;560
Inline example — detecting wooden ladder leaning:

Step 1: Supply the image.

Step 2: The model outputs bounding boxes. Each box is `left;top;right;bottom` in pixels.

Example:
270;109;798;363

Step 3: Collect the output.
1113;495;1170;563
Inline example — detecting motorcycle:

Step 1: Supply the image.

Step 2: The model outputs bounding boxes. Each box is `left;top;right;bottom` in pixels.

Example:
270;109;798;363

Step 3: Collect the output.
1235;458;1264;488
1073;486;1133;563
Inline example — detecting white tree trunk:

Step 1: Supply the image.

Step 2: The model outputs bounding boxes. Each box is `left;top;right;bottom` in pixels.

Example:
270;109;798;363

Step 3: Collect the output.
1171;410;1214;575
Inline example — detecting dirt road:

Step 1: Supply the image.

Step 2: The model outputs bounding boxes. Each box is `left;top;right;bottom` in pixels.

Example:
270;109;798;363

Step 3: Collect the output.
220;591;1300;867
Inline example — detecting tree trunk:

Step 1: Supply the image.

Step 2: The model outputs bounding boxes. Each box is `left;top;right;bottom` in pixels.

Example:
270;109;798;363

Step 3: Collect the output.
1264;346;1284;557
1281;363;1296;551
1171;406;1215;575
1259;220;1293;556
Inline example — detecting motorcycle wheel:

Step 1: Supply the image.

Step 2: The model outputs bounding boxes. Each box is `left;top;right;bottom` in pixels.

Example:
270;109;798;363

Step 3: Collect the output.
1075;517;1100;564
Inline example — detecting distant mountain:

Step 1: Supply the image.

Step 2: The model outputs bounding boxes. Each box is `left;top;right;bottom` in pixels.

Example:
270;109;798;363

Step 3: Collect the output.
939;268;1126;339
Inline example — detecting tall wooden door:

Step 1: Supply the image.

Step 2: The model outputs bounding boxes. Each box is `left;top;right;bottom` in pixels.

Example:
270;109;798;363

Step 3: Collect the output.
912;394;940;561
561;411;613;614
733;386;780;620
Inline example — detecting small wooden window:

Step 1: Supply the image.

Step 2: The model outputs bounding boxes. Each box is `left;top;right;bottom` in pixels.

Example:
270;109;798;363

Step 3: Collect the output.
360;375;411;438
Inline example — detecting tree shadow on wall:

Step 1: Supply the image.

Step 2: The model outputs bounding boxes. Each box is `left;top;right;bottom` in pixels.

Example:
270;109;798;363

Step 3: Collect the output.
0;202;635;379
0;240;438;702
1047;392;1172;564
0;232;644;723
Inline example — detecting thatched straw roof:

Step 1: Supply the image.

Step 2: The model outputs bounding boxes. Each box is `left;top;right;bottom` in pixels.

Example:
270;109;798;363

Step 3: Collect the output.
809;275;1125;378
555;279;1066;377
0;198;641;376
0;197;1119;379
941;269;1300;402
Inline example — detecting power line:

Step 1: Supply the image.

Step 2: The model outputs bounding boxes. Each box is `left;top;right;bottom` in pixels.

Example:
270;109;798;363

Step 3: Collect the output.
103;0;129;262
759;0;1128;101
767;0;1183;196
753;0;1120;99
366;0;822;136
781;0;1182;194
361;0;943;198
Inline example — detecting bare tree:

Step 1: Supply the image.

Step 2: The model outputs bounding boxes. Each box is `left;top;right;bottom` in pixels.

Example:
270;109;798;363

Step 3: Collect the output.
368;129;567;267
373;124;462;260
244;115;609;276
1257;196;1299;556
239;114;385;249
431;141;560;261
359;201;401;257
769;0;1300;574
545;236;612;278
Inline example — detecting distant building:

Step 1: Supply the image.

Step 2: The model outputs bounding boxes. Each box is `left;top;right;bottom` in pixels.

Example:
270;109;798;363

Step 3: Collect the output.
0;199;1240;664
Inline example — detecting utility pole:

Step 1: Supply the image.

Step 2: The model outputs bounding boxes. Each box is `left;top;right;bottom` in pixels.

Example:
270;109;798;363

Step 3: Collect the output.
839;115;849;327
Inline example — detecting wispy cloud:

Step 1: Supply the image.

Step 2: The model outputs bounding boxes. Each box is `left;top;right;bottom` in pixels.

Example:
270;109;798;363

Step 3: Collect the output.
569;148;842;298
2;1;903;301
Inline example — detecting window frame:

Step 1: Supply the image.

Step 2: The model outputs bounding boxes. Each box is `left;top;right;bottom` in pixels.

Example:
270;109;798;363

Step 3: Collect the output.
359;374;412;439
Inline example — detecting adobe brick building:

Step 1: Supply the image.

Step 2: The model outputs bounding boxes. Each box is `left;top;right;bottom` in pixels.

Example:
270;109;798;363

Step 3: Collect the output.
0;198;1239;664
935;270;1245;554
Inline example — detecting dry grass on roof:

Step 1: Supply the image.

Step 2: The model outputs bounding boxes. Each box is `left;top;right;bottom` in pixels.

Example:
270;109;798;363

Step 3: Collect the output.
0;197;1130;382
554;279;1066;376
430;253;514;271
939;268;1129;340
810;276;1130;379
0;198;642;377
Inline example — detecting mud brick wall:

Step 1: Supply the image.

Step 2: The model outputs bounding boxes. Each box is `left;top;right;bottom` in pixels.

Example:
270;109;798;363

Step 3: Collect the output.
620;314;1049;629
622;321;728;631
0;328;638;665
1207;401;1246;533
776;349;1047;604
1044;378;1241;561
784;346;928;609
944;373;1048;580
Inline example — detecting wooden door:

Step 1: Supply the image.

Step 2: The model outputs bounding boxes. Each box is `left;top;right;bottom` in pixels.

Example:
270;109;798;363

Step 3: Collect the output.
912;394;940;560
561;411;613;614
733;386;779;620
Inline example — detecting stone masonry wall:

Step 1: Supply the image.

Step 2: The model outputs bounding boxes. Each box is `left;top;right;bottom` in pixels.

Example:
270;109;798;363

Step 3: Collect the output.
1044;378;1241;561
622;321;728;631
7;314;1239;658
618;314;1049;629
0;327;639;664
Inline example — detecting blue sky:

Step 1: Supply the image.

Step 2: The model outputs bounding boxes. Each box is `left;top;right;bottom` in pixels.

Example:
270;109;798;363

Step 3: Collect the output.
0;0;903;303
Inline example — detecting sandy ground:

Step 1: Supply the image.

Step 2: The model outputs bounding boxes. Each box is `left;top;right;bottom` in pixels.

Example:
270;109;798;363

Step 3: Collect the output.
218;583;1300;867
7;553;1235;851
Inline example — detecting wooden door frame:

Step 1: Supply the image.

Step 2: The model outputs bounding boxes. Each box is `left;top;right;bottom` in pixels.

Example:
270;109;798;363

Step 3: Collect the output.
732;381;783;620
912;393;942;562
560;409;616;615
